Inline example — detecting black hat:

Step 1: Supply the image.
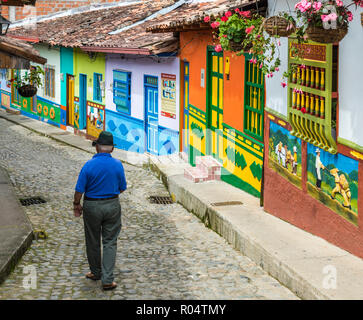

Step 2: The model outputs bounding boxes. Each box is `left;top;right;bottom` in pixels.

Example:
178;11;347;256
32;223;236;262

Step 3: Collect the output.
92;131;115;147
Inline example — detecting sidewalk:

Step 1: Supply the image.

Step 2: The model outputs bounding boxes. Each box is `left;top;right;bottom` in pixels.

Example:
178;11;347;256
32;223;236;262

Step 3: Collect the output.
0;166;33;284
1;109;363;299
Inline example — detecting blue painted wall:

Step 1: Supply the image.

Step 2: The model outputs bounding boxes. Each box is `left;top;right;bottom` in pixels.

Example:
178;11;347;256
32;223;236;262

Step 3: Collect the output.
158;126;179;156
60;47;73;107
106;109;145;153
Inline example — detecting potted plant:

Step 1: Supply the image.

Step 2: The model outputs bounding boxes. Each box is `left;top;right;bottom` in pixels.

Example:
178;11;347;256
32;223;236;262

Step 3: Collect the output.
294;0;354;44
14;66;44;98
264;12;296;37
207;9;264;53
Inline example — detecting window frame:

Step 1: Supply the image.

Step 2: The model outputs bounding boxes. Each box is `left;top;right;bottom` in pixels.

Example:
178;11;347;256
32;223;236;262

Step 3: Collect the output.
93;72;103;103
113;69;131;115
44;65;55;99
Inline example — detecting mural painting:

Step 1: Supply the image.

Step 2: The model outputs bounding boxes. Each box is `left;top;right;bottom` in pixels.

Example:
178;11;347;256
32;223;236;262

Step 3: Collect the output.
269;120;302;187
86;101;105;138
307;143;359;225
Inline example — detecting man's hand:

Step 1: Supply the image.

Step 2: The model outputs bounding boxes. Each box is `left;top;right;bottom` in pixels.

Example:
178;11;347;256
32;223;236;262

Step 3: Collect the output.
73;203;83;217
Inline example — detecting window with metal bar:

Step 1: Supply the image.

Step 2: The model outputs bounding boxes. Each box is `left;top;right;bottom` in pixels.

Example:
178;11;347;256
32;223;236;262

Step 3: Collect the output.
113;70;131;114
93;73;102;102
244;56;264;142
44;66;55;98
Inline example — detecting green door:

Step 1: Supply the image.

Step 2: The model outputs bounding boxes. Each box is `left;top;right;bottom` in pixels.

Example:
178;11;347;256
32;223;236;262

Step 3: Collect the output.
207;48;224;162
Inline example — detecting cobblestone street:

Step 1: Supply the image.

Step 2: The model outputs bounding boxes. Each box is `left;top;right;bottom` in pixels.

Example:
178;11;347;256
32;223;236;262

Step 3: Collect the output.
0;118;298;300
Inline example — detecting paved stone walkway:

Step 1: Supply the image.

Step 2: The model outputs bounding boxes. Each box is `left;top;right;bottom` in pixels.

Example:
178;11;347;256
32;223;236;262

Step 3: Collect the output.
0;119;298;300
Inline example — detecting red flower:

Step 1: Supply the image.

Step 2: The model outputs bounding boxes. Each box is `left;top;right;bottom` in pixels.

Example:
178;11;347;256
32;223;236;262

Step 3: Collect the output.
211;21;220;28
301;107;307;114
215;44;222;52
235;8;240;13
240;10;251;18
204;16;210;23
245;25;255;34
225;11;232;18
221;16;228;22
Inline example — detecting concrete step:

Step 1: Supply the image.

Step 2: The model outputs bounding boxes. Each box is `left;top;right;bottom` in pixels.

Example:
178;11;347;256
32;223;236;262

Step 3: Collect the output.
184;166;208;183
196;155;222;180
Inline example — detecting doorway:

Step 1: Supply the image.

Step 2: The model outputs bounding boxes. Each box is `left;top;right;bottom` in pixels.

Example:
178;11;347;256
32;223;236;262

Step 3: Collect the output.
79;74;87;130
206;48;224;162
144;75;159;155
66;74;75;126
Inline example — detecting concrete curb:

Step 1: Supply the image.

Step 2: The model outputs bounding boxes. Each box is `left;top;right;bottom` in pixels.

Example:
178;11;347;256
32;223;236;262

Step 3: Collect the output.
0;167;33;285
149;160;363;300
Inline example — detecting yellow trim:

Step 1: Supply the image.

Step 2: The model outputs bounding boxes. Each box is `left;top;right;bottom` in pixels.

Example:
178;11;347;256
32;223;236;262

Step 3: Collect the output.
49;108;55;120
268;114;275;120
350;151;363;161
22;99;27;109
43;105;48;117
37;103;42;114
278;120;286;126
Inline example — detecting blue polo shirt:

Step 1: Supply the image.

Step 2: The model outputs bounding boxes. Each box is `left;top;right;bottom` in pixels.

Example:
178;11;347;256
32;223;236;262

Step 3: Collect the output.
75;153;127;198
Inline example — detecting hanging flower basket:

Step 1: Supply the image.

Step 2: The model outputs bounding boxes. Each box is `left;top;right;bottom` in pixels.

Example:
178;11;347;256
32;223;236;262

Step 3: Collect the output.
264;16;295;37
229;40;252;52
306;25;348;44
17;85;37;98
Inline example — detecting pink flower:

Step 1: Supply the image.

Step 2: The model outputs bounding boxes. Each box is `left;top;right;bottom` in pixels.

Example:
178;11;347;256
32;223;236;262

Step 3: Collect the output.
269;72;274;78
215;44;222;52
235;8;240;13
347;11;353;22
259;63;263;69
300;64;306;69
221;16;228;22
336;0;343;7
277;40;281;46
225;11;232;18
295;0;312;12
313;1;322;12
204;16;210;23
321;13;338;22
245;25;255;34
275;67;279;72
223;34;227;38
301;107;307;114
267;74;271;78
281;82;287;88
211;21;220;28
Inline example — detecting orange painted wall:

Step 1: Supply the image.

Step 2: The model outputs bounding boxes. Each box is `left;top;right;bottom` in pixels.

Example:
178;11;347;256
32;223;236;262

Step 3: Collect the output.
180;30;246;133
180;30;213;113
223;52;245;133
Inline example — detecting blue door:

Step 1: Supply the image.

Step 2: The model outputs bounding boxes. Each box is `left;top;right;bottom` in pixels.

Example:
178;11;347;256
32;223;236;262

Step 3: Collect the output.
144;75;158;155
79;74;87;130
183;62;190;155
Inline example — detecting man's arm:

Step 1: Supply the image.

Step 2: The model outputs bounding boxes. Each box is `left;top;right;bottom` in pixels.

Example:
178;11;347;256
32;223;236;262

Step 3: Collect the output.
73;191;83;217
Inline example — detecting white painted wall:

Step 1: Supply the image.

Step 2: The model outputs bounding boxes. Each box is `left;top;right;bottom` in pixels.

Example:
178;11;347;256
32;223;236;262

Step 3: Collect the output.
265;0;299;118
266;0;363;147
338;5;363;146
105;54;180;132
32;44;61;105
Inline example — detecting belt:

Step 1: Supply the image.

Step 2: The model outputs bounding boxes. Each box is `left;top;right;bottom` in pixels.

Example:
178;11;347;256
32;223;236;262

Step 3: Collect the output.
84;195;118;201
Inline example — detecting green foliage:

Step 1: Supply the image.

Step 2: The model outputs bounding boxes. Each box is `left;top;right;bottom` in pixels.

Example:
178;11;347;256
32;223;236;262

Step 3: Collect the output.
14;66;44;89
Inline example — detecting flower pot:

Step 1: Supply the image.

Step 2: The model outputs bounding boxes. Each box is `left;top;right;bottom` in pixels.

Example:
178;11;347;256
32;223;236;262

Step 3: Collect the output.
361;12;363;27
17;85;37;98
229;41;244;52
264;16;295;37
306;25;348;44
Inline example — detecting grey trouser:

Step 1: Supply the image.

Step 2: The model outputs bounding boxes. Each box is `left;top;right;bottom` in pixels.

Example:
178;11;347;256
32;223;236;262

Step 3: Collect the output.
83;197;121;285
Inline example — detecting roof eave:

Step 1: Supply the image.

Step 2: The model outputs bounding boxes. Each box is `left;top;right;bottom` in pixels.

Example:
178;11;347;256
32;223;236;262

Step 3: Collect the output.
80;46;152;55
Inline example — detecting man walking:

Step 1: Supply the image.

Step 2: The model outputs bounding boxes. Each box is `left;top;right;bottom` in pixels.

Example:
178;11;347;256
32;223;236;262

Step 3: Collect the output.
73;131;127;291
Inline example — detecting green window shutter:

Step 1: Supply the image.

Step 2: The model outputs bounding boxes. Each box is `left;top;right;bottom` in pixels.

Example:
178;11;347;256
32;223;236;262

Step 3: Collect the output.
244;55;264;142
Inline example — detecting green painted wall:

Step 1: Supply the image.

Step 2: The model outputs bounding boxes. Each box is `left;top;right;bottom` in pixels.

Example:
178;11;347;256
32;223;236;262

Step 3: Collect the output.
73;48;105;105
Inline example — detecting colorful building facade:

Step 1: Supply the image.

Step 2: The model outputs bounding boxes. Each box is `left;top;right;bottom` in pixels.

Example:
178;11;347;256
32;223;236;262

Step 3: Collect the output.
104;54;180;155
264;0;363;258
178;29;264;197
